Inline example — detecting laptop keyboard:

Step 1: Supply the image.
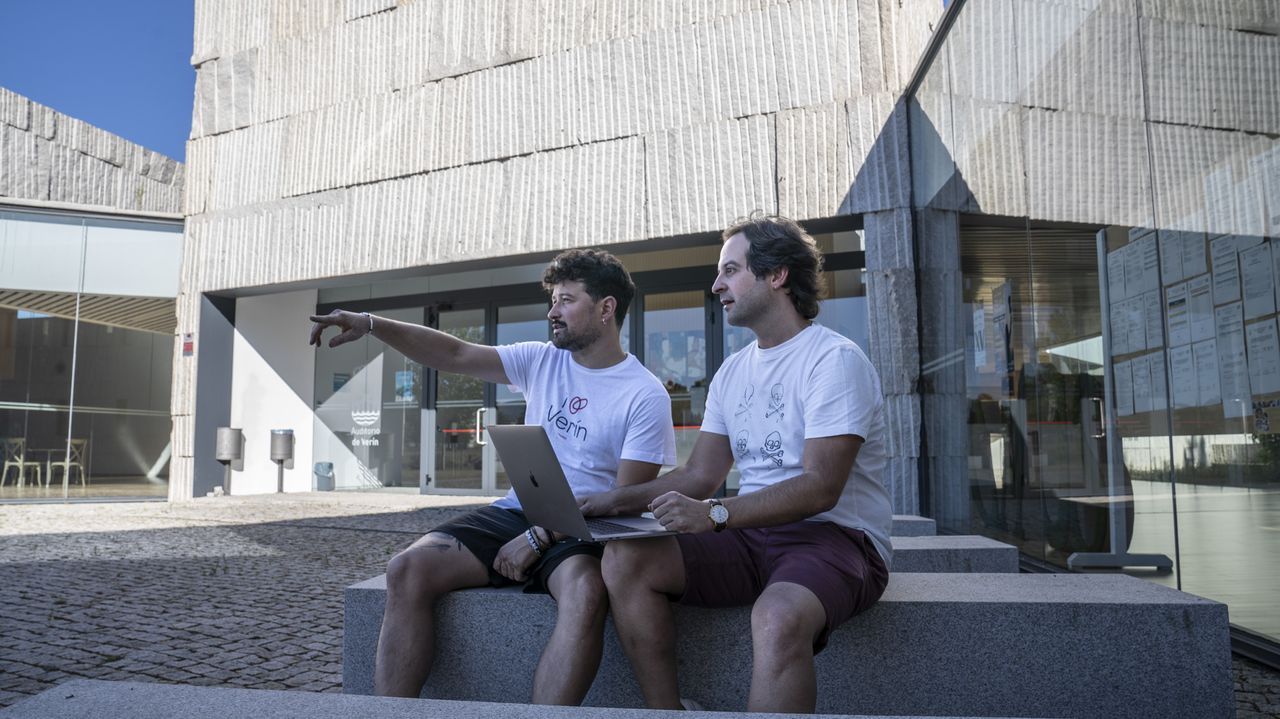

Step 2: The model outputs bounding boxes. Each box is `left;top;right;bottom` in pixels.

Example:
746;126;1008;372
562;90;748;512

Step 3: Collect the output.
585;517;652;535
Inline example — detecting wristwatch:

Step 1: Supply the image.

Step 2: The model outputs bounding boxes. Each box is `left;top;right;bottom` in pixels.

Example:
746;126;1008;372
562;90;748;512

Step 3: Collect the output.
707;498;729;532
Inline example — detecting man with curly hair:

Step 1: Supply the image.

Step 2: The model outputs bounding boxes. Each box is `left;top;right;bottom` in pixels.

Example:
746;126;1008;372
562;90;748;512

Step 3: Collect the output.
310;249;675;704
584;215;892;713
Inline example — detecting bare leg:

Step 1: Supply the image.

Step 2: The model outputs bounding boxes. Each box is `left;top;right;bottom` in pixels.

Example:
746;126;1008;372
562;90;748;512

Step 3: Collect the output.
600;538;686;710
746;582;827;713
530;554;608;705
374;531;489;697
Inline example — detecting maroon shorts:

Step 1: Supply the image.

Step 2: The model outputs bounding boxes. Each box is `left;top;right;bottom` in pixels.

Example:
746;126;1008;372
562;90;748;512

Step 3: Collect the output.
675;520;889;651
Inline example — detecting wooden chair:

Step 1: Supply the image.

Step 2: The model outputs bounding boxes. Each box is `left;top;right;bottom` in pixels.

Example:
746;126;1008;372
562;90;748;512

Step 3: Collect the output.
47;439;88;487
1;438;42;488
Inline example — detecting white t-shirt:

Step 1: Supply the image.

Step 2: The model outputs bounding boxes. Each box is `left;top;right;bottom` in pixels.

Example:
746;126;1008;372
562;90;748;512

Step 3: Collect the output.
491;342;676;509
701;324;893;568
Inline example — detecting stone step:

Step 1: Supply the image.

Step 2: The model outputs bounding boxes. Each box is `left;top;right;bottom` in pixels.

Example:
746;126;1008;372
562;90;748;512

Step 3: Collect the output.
892;535;1018;573
891;514;936;536
344;573;1231;718
0;679;1031;719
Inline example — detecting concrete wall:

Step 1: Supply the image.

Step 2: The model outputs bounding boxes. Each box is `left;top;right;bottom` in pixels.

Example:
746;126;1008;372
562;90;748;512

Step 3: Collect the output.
171;0;950;503
226;290;317;495
0;88;183;214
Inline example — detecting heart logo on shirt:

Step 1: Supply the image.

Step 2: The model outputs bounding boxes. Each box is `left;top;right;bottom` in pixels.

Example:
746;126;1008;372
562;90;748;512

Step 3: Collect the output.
568;396;589;414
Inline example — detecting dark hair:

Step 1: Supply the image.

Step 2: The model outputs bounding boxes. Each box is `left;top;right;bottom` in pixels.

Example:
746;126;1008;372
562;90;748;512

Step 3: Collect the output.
541;249;635;326
721;213;824;320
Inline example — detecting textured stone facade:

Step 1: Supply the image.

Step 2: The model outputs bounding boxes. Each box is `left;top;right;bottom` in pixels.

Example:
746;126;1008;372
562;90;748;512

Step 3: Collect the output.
0;88;183;214
172;0;946;503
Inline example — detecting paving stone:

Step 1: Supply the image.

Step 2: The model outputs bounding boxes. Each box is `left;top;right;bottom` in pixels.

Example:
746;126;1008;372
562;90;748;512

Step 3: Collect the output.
0;492;1276;714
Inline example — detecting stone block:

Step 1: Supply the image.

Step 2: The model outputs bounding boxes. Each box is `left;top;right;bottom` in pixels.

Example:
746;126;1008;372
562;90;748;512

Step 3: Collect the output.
1025;108;1152;228
854;0;888;96
880;392;921;459
1142;0;1279;34
172;412;195;459
776;102;854;221
0;87;31;130
232;48;258;130
948;96;1026;218
33;103;57;139
926;455;972;528
893;535;1018;572
845;94;910;214
214;57;235;135
344;573;1231;718
344;0;396;23
890;513;936;536
644;115;776;240
1016;2;1142;120
4;679;1022;719
923;394;970;456
885;451;919;513
943;0;1018;105
719;7;783;120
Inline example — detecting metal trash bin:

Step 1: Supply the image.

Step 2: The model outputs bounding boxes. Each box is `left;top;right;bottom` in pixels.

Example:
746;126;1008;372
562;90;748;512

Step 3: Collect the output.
270;429;294;492
215;427;243;495
313;461;335;491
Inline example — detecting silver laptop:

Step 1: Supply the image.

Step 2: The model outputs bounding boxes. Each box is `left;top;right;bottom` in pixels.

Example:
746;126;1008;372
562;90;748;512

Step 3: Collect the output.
486;424;675;541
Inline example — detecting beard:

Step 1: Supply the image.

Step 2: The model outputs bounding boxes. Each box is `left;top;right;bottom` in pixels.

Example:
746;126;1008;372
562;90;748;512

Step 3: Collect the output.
724;293;766;327
551;321;603;352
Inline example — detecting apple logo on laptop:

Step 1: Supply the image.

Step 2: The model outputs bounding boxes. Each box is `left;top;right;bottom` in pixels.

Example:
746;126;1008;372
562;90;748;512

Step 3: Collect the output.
529;472;539;488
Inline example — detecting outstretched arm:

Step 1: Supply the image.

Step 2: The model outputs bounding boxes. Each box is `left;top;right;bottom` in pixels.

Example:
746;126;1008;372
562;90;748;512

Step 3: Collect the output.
309;310;509;384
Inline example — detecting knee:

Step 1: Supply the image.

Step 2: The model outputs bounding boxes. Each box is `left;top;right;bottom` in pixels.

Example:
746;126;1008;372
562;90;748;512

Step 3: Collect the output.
751;600;813;657
601;541;643;591
558;569;609;622
385;549;443;603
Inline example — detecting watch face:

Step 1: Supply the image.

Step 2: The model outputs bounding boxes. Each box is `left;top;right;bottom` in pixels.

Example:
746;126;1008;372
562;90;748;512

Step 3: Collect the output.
709;504;729;524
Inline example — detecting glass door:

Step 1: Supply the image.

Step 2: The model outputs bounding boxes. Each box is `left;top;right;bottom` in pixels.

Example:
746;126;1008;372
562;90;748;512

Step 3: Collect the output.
426;300;549;494
493;302;552;491
312;307;424;491
431;307;490;491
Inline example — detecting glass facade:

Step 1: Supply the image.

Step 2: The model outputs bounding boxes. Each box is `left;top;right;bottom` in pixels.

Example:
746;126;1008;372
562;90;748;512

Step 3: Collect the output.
911;0;1280;642
0;209;182;501
312;307;427;491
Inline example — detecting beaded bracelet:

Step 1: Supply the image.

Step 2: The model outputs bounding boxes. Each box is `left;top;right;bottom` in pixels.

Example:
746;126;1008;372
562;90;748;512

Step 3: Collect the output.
525;528;544;558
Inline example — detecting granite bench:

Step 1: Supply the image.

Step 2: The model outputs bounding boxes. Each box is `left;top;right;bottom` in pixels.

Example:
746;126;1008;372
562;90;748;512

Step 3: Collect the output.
890;535;1017;572
891;514;937;536
344;573;1232;718
0;679;1030;719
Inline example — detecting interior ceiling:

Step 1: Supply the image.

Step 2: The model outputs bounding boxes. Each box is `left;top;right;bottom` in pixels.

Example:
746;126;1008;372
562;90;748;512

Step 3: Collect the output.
0;290;176;335
961;225;1105;306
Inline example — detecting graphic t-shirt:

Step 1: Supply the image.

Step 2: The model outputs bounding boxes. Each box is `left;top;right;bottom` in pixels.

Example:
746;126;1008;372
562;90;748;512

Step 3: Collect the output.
491;342;676;509
701;324;893;568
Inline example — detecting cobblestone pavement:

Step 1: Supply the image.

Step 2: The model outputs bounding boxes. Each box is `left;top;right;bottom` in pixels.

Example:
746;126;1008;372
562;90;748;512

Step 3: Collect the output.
1;493;1279;717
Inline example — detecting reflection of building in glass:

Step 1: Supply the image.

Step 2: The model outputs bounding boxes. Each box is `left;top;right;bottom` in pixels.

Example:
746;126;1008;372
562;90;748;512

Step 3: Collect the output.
0;89;184;501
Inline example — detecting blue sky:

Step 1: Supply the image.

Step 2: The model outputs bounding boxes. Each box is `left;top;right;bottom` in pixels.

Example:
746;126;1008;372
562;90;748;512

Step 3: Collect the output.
0;0;195;161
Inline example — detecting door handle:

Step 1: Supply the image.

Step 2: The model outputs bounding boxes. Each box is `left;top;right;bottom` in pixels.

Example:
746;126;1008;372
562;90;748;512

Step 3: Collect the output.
475;407;487;445
1090;398;1105;439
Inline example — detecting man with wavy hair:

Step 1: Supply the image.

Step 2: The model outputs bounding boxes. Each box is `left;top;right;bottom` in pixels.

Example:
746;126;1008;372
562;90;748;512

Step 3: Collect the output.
310;249;675;704
584;214;892;713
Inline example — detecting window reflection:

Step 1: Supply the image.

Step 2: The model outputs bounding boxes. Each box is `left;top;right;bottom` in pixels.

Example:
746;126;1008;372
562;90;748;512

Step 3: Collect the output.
910;0;1280;645
643;291;706;469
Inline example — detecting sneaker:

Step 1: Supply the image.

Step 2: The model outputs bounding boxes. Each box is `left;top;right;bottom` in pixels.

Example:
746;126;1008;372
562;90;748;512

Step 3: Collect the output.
680;697;705;711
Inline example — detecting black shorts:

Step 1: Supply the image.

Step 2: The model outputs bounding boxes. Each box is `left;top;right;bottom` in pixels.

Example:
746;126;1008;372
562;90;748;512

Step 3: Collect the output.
431;505;604;594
